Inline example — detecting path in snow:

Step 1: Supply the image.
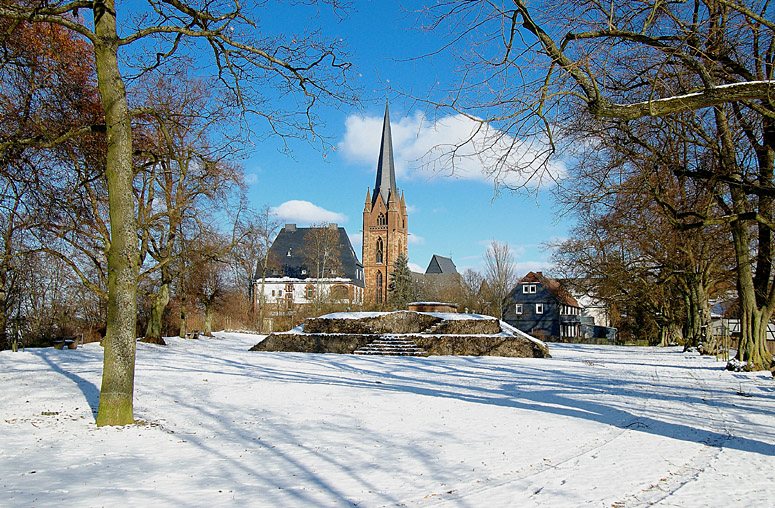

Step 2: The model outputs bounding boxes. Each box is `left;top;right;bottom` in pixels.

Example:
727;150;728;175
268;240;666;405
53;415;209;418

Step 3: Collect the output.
1;334;773;507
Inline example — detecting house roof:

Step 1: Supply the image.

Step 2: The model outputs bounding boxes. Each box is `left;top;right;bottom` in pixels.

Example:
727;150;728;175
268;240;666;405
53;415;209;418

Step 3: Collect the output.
519;271;580;307
261;224;363;287
373;102;398;206
425;255;458;275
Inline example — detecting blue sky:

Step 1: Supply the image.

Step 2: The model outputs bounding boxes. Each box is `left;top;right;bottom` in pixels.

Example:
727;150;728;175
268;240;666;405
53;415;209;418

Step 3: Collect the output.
205;1;573;274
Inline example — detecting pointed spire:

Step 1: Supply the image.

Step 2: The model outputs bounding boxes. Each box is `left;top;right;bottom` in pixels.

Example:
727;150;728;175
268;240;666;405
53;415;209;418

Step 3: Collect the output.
373;101;397;207
364;188;372;211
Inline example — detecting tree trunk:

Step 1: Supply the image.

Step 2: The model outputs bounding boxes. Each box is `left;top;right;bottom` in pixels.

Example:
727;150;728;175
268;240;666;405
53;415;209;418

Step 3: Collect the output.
94;0;139;427
204;303;213;336
731;218;773;370
683;277;711;349
144;282;169;341
144;263;172;341
0;284;7;351
179;297;188;338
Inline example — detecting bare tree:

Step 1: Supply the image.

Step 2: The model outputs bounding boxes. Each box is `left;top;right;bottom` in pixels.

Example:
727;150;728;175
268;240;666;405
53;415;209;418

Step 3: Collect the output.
459;268;487;314
0;0;353;425
305;223;343;310
424;1;774;370
483;241;518;319
232;206;280;331
134;73;245;343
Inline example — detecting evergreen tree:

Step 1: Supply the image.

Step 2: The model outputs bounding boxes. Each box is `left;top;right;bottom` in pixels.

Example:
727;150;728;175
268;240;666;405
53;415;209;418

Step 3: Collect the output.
388;253;415;309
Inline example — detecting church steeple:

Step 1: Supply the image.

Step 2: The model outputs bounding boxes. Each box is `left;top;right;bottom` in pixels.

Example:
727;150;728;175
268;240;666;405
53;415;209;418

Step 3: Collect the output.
363;101;408;306
373;102;397;206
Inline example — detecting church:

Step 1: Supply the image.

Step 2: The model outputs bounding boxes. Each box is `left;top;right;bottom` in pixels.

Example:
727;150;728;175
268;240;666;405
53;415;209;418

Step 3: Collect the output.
362;104;409;304
252;103;408;308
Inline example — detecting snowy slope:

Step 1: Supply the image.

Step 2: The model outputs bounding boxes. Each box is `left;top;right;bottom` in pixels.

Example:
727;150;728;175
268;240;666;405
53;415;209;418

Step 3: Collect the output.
1;334;773;507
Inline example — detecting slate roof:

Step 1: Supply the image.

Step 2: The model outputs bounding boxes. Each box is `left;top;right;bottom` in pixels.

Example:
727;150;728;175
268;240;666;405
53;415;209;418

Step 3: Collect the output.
373;102;398;206
519;271;579;307
261;224;364;287
425;255;458;275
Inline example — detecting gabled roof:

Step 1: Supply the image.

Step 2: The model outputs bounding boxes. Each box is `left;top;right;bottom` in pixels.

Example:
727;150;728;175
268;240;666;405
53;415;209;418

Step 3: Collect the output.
261;224;363;287
519;271;579;307
425;255;458;275
373;102;398;206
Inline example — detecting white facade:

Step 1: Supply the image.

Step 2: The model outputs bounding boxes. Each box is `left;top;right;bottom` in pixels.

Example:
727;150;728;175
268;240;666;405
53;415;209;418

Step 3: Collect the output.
252;277;364;308
574;292;612;327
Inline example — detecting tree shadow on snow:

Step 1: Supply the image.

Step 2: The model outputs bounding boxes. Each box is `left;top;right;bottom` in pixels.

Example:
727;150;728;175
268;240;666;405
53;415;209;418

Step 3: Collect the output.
29;349;101;420
244;353;775;457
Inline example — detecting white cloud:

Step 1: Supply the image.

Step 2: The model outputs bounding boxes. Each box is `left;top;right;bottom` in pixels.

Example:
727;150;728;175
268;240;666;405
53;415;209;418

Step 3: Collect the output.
339;111;566;188
408;262;425;273
244;172;258;185
270;200;347;225
408;232;425;245
349;231;363;250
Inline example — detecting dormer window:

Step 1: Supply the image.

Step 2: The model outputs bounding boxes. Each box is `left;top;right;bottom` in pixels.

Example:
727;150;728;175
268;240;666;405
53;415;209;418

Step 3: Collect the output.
522;284;537;294
286;248;293;257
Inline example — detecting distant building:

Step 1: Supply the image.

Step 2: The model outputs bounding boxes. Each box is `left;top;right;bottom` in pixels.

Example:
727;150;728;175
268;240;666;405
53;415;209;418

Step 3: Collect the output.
252;223;364;308
413;255;461;301
362;103;408;304
503;271;616;342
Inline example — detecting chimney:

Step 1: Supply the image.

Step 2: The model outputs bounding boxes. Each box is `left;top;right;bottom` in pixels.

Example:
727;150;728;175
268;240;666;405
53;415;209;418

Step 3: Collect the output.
285;224;296;232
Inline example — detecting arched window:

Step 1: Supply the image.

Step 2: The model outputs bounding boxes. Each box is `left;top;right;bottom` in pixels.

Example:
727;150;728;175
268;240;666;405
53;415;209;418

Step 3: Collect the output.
376;271;383;304
376;237;384;264
377;213;386;226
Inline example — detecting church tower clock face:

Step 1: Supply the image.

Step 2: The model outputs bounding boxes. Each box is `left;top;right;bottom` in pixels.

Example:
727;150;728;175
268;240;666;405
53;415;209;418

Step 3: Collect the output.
362;103;408;305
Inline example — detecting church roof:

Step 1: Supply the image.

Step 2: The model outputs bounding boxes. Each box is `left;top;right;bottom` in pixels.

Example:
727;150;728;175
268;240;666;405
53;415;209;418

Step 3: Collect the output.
261;224;364;287
373;102;398;206
425;255;458;275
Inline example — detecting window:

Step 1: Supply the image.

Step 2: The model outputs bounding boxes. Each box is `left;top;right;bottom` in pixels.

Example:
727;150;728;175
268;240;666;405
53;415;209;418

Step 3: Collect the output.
522;284;537;294
377;213;387;226
376;237;384;264
536;303;544;314
278;289;283;296
376;271;383;304
515;304;523;315
305;286;315;299
271;290;275;297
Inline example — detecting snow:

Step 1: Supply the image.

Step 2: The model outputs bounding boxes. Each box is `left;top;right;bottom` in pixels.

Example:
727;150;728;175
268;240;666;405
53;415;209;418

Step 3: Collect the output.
318;311;389;320
1;335;773;507
614;80;775;108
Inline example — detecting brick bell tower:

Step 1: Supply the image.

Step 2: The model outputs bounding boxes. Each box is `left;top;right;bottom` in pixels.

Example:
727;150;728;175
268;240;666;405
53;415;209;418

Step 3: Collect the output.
362;103;408;305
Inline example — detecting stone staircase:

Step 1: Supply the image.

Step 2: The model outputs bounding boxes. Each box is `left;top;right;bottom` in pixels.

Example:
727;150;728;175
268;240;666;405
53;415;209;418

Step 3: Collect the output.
353;335;428;357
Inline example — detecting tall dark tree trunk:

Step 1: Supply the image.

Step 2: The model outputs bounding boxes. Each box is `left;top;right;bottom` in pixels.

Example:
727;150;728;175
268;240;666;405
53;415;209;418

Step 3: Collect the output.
716;106;774;371
94;0;139;427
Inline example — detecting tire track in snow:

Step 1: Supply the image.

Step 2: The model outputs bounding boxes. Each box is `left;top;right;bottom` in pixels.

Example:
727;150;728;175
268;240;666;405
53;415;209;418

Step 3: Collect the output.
614;368;733;507
397;359;659;507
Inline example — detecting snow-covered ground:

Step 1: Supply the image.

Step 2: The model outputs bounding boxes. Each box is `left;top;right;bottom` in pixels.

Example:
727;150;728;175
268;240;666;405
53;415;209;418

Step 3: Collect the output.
1;333;773;507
